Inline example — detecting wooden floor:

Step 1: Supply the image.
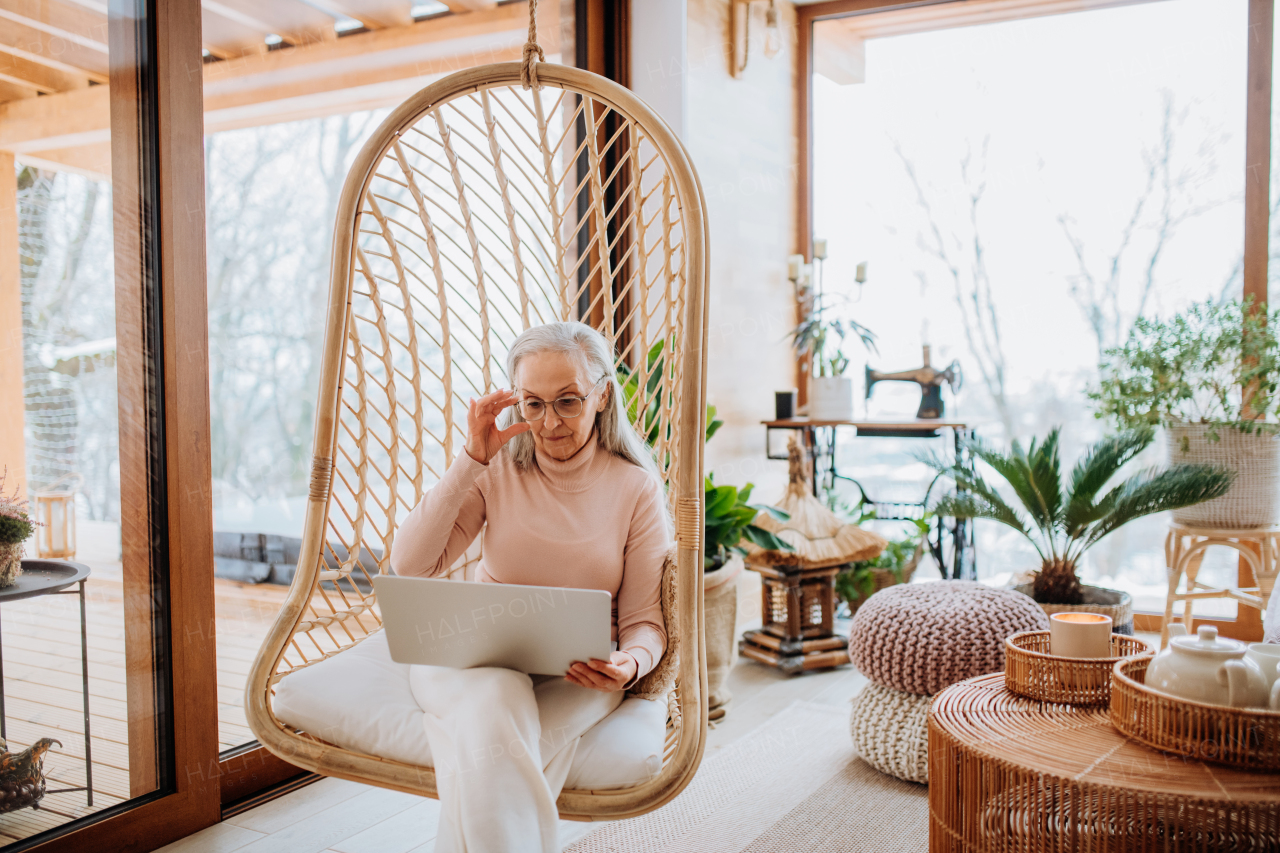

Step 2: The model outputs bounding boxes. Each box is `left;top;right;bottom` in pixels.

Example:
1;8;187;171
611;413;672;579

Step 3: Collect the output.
0;558;295;844
155;652;871;853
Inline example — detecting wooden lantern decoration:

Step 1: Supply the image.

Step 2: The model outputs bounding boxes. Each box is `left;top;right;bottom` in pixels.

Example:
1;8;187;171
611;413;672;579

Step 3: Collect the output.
740;437;886;673
33;474;82;559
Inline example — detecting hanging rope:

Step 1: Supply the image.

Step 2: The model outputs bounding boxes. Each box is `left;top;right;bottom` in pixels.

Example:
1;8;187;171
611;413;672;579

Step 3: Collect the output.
521;0;545;90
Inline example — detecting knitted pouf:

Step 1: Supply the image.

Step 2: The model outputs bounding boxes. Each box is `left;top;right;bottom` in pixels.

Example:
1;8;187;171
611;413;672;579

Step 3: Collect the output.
849;682;931;784
848;580;1049;695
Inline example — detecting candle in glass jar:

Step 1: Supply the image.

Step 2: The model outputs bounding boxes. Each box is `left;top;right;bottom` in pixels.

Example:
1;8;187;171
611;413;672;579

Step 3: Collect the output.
1049;612;1113;658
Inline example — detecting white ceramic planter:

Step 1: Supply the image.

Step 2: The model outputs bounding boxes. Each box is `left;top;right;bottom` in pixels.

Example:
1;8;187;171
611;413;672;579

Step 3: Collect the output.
809;376;853;421
1167;423;1280;528
704;554;743;719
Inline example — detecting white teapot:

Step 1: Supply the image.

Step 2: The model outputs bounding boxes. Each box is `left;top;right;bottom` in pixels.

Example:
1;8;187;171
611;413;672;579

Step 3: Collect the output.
1146;625;1273;709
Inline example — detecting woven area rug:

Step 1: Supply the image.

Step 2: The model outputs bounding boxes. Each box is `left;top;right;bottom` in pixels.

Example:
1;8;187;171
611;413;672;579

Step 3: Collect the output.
565;700;928;853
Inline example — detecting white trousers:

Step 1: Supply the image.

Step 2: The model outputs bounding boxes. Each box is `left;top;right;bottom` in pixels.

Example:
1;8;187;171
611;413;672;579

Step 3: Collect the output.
409;666;623;853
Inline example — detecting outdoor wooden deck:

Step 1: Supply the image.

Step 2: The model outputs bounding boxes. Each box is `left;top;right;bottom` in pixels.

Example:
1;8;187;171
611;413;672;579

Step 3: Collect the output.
0;560;290;844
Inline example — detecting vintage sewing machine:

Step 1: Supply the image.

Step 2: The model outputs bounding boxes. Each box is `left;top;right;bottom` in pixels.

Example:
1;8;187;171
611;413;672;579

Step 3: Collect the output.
865;345;962;419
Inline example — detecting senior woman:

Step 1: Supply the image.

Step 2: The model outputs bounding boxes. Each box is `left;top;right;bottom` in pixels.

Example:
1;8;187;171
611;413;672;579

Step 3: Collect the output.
390;321;671;853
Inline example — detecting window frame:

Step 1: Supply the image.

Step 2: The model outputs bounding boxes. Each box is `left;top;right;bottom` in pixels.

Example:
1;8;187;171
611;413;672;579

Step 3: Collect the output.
794;0;1274;639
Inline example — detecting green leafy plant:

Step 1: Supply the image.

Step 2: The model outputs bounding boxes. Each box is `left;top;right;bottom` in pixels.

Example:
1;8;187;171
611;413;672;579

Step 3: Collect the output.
834;515;930;606
925;427;1233;604
1093;298;1280;439
617;340;722;446
790;293;876;378
704;475;791;571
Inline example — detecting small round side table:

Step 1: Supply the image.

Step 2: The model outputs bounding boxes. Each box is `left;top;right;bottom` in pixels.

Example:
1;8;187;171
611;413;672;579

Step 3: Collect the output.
0;560;93;806
1162;523;1280;648
929;673;1280;852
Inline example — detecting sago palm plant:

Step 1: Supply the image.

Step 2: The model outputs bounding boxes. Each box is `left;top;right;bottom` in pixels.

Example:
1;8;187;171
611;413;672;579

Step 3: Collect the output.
926;427;1233;604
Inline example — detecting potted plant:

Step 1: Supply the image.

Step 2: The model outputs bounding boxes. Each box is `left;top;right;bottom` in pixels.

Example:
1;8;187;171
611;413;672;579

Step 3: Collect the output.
791;291;874;421
0;470;36;588
926;427;1232;631
835;516;930;618
703;474;790;718
1093;298;1280;528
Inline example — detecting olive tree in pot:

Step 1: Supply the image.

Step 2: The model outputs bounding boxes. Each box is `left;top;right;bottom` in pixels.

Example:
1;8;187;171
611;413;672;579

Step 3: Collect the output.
1093;299;1280;528
927;427;1232;633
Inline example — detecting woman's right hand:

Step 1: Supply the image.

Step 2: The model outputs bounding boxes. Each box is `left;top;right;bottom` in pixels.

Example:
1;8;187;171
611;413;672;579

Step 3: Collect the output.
465;388;531;464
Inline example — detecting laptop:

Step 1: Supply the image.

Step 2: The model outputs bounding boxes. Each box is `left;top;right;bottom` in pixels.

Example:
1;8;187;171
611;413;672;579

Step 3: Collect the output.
373;575;614;676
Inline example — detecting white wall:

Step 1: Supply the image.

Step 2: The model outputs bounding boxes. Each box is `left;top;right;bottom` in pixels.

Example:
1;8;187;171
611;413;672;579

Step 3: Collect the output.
631;0;799;501
688;0;798;499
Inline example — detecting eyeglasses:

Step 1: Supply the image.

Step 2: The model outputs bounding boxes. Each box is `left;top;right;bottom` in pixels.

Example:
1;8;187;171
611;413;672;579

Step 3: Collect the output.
515;377;606;421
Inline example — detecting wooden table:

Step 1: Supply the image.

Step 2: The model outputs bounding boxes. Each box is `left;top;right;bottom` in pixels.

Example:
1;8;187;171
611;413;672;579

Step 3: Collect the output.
763;418;975;579
928;673;1280;852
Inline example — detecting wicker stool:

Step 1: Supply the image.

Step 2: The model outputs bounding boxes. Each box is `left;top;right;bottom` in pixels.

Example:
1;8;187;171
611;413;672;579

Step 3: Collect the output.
848;581;1049;696
849;682;930;784
1162;523;1280;647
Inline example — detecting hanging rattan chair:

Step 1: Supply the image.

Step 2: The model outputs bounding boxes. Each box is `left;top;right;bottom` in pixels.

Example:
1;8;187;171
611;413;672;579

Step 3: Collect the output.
244;8;709;822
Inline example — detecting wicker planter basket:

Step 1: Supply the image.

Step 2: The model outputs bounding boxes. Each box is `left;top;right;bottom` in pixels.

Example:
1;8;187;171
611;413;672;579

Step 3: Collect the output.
1110;656;1280;771
1168;422;1280;528
1014;583;1134;634
1004;631;1152;706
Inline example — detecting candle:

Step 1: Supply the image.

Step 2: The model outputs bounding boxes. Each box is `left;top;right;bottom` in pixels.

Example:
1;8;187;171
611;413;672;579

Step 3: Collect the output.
1049;612;1113;659
787;254;805;281
813;238;828;260
855;261;867;283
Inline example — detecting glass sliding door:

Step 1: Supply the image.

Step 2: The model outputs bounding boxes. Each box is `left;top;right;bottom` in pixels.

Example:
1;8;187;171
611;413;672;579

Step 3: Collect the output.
0;0;219;849
201;0;579;805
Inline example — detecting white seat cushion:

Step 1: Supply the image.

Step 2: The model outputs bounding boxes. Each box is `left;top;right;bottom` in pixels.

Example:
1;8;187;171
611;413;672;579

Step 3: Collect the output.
273;631;667;791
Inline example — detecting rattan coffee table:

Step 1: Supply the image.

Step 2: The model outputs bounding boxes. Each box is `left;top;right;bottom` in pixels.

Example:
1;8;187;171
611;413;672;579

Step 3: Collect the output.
929;673;1280;852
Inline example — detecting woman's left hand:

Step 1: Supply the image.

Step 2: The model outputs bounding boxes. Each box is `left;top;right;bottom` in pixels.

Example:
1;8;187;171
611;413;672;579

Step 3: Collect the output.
566;652;637;692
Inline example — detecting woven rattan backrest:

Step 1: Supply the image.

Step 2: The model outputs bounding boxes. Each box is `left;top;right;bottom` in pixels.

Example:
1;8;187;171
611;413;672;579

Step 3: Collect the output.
247;62;709;819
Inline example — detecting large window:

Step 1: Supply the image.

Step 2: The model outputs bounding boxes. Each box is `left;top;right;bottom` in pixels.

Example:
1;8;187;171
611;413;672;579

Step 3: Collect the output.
809;0;1251;614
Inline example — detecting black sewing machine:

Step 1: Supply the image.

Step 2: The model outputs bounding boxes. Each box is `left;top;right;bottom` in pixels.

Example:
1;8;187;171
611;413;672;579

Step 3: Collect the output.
865;345;962;419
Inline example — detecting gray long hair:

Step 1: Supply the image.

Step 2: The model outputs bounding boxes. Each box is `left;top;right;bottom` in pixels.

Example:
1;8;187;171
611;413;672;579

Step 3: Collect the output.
502;322;659;478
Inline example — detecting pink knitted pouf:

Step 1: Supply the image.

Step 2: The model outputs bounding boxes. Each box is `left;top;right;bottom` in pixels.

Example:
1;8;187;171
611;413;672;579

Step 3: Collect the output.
848;581;1049;696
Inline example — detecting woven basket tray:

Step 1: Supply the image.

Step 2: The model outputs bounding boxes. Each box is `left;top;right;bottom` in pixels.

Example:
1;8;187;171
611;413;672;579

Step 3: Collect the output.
1111;656;1280;771
1003;631;1152;706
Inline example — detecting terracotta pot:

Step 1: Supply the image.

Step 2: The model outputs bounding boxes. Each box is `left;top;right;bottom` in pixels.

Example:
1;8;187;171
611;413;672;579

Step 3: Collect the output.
809;376;853;421
1014;582;1134;636
704;554;743;720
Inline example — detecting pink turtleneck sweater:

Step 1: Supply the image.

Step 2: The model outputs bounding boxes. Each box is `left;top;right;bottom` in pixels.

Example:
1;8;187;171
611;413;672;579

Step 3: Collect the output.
389;436;671;682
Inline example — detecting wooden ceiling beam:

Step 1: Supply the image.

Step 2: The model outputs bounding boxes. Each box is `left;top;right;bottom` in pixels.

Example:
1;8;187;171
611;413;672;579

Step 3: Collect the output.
0;52;90;93
0;18;108;79
201;0;336;46
300;0;410;29
17;142;111;180
0;0;109;54
0;84;109;152
1;1;551;154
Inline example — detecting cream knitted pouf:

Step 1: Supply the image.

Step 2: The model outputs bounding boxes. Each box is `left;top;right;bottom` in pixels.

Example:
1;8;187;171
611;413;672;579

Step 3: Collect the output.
848;681;931;784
